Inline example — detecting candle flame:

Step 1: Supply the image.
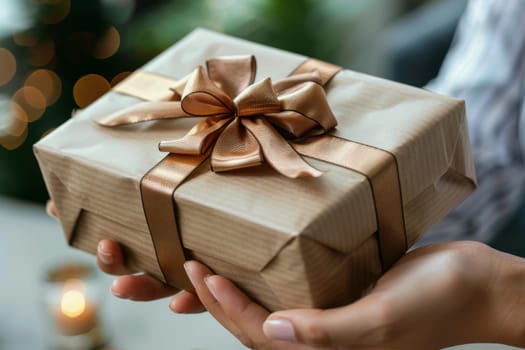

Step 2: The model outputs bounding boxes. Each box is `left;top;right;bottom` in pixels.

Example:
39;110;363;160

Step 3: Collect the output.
61;284;86;318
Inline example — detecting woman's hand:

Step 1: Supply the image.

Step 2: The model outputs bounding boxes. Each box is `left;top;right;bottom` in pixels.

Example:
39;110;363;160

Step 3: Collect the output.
181;260;320;350
183;242;525;350
46;200;205;313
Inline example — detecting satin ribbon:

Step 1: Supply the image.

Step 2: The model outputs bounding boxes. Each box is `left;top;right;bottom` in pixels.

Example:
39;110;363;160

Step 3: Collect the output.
97;56;407;291
98;55;338;178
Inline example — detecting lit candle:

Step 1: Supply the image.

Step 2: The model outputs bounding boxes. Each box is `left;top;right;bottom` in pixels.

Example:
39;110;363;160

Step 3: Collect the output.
54;279;97;336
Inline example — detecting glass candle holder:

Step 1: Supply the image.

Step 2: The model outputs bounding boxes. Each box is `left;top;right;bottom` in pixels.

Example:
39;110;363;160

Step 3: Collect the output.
41;262;108;350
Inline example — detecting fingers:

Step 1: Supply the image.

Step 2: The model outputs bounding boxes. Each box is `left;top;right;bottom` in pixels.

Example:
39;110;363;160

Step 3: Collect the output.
169;290;206;314
264;294;386;348
197;266;313;350
111;274;179;301
183;261;245;345
204;274;270;344
96;240;134;275
46;200;57;218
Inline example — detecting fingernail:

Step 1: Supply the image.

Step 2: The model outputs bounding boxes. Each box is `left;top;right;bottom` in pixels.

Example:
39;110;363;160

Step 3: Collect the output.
169;299;180;313
45;202;56;218
263;319;297;342
183;261;196;286
169;299;184;314
204;276;219;300
110;279;126;298
97;242;114;265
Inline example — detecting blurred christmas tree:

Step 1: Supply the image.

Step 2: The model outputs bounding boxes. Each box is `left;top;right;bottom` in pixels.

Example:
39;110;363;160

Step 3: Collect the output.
0;0;142;202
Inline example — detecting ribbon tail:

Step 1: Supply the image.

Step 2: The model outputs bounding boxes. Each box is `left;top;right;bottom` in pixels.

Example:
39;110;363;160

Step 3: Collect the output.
242;117;322;178
159;117;231;155
96;101;189;126
211;117;264;172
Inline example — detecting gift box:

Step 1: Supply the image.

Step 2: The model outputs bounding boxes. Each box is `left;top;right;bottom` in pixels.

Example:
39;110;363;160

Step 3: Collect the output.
34;28;476;311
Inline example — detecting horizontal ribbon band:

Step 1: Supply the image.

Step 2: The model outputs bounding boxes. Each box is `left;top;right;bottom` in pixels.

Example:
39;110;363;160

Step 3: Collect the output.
100;56;407;290
113;71;178;102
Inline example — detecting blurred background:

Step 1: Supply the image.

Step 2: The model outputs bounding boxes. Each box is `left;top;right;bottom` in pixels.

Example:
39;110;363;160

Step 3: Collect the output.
1;0;524;349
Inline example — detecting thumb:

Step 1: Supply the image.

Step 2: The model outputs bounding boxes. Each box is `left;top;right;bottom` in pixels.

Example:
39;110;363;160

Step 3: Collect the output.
262;296;386;348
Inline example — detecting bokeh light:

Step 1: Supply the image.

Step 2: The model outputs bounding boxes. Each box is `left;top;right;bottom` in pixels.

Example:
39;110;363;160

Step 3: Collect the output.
0;100;29;151
0;127;28;151
12;31;39;47
110;71;131;86
73;74;111;108
39;0;71;25
3;102;28;137
12;87;47;122
0;48;17;87
29;40;55;67
25;69;62;106
94;26;121;59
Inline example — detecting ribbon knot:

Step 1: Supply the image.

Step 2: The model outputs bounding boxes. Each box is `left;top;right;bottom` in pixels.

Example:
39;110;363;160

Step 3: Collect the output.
97;55;338;178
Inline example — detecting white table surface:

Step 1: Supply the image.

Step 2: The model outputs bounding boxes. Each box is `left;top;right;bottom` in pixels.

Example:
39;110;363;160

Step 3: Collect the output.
0;195;522;350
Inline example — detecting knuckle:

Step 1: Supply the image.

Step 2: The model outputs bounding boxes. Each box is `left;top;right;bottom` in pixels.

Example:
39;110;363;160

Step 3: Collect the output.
365;299;397;343
237;334;255;349
234;333;275;350
253;341;277;350
370;323;396;345
370;300;393;326
201;295;220;312
301;317;332;347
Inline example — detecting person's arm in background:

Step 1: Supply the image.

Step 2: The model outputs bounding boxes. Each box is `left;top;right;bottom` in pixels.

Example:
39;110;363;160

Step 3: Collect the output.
419;0;525;246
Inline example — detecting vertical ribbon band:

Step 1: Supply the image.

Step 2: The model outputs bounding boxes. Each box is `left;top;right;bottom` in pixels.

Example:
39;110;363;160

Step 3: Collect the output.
140;152;210;291
292;136;407;269
102;57;408;290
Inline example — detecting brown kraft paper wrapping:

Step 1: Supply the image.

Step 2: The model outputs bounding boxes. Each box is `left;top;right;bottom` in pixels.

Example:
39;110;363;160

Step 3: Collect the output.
34;28;476;311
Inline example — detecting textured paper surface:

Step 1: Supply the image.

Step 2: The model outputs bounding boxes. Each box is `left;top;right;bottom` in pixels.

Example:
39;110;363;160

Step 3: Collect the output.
34;28;476;311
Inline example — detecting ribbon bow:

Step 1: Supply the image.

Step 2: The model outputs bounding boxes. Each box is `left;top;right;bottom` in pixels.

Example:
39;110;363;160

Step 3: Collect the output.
97;55;338;178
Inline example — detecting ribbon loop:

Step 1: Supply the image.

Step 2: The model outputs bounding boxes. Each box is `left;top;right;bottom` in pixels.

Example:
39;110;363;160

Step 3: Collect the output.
234;78;280;117
264;110;320;138
206;55;256;98
181;66;234;116
278;82;337;132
